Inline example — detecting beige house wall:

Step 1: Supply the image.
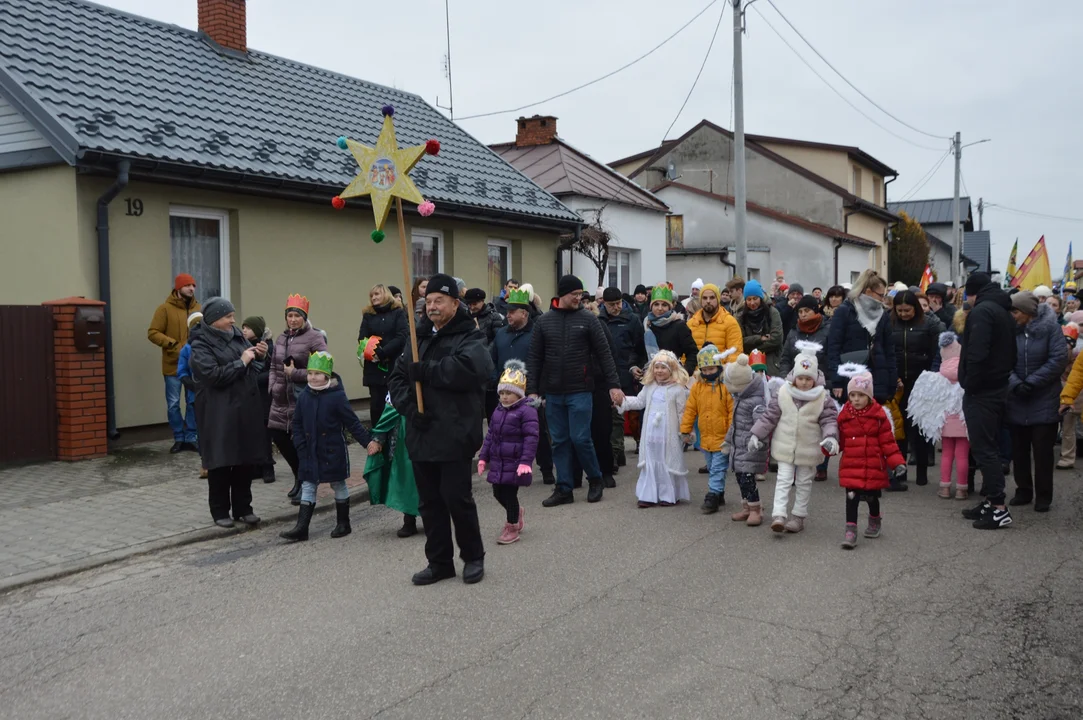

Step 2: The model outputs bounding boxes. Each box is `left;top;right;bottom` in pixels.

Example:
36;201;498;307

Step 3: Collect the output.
757;143;849;190
0;165;98;303
846;213;889;276
61;176;559;428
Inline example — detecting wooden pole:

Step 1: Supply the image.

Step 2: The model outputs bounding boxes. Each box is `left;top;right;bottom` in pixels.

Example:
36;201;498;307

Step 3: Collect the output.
396;197;425;414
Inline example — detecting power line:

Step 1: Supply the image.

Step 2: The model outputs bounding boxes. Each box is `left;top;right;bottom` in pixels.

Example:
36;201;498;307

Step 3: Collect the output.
897;148;951;202
986;205;1083;223
750;5;944;152
456;0;720;121
763;0;949;141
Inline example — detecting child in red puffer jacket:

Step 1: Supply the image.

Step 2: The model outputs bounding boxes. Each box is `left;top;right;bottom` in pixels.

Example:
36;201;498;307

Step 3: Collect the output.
836;366;907;550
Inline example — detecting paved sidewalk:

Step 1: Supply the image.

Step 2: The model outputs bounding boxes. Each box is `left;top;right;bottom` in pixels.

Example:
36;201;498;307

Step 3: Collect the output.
0;439;371;592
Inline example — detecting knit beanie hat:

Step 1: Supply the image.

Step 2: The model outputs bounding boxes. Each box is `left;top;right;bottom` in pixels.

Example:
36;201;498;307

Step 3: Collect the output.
939;331;961;362
202;297;235;326
497;359;527;398
723;353;754;393
700;282;721;300
788;283;805;297
795;295;820;314
426;273;459;299
602;287;623;302
791;341;821;381
1033;285;1053;300
557;274;584;297
691;278;704;291
964;272;990;296
1011;291;1039;316
838;363;873;399
187;311;203;329
634;284;648;296
743;279;766;300
285;293;310;319
175;273;196;291
242;315;266;339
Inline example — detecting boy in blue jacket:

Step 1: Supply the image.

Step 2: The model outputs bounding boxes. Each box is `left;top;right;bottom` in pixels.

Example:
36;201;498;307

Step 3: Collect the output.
176;312;204;475
280;351;382;542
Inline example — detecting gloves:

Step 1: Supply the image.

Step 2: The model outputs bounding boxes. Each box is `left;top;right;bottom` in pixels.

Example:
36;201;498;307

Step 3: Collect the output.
477;460;486;475
516;464;532;477
748;436;764;453
407;362;426;383
1013;381;1035;397
820;438;839;456
892;464;907;478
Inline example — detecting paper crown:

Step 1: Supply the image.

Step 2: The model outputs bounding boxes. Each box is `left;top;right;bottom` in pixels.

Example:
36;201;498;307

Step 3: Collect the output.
498;359;527;397
307;351;334;376
749;349;767;372
357;336;382;363
286;294;310;316
650;283;675;305
506;288;532;307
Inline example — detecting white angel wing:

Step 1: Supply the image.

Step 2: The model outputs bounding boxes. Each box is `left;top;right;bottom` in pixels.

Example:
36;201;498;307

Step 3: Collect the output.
906;371;959;444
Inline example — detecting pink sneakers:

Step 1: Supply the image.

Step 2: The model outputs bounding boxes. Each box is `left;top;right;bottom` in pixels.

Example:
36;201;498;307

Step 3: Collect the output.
497;523;520;545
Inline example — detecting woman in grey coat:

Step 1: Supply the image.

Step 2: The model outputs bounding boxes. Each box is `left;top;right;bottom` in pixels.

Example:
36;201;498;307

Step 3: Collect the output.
1006;293;1067;512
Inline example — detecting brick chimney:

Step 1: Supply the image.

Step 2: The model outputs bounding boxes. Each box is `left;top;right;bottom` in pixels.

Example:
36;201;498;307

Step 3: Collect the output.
198;0;247;53
515;115;558;147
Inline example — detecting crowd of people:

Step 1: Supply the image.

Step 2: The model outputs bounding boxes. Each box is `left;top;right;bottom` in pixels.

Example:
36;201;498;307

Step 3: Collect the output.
147;264;1083;584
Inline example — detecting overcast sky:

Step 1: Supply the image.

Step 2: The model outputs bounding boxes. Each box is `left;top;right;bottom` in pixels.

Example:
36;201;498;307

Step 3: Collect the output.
102;0;1082;280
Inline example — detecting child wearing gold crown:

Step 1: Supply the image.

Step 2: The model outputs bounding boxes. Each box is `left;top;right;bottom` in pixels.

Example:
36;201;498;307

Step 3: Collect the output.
478;360;539;545
620;350;691;507
680;344;736;514
280;351;382;542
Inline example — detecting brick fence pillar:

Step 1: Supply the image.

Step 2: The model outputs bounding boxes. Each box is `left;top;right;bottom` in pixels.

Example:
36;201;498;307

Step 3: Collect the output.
42;297;108;461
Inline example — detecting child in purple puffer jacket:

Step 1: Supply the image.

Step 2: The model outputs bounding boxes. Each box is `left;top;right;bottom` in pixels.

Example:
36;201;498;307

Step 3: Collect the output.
478;360;539;545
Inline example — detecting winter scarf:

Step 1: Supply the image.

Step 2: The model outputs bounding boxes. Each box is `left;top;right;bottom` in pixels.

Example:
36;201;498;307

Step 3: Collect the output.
644;310;683;358
854;294;884;336
797;314;823;334
741;305;769;336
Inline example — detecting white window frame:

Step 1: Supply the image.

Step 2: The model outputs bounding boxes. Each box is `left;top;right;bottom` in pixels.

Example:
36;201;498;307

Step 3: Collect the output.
411;227;445;278
607;248;633;292
169;205;231;299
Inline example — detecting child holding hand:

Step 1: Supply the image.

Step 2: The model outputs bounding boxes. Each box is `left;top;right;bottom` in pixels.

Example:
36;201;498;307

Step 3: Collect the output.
680;345;735;514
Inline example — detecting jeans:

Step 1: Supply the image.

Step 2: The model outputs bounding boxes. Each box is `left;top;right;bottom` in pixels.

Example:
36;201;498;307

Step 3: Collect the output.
207;465;254;520
413;460;485;570
1011;423;1057;505
301;480;349;504
165;374;198;443
703;450;729;494
570;386;615;484
546;392;600;492
963;387;1009;505
773;463;816;519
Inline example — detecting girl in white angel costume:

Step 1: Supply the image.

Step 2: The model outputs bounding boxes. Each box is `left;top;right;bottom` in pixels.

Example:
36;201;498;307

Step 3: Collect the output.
620;350;691;507
906;331;969;499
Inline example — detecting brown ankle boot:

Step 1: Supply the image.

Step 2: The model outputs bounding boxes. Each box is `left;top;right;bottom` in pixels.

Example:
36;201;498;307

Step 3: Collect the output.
730;501;750;522
746;503;763;526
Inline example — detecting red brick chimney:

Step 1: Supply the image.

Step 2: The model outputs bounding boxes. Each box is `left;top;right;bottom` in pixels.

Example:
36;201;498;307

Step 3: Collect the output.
198;0;247;53
515;115;558;147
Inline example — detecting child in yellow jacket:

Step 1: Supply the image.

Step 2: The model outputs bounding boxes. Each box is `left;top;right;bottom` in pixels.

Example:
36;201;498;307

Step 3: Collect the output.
681;345;735;514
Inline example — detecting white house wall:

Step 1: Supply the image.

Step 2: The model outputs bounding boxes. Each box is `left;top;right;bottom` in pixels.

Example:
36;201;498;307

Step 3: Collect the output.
657;186;870;291
561;196;667;291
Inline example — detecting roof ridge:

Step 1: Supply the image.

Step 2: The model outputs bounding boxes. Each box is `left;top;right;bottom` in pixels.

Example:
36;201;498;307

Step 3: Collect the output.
554;138;668;210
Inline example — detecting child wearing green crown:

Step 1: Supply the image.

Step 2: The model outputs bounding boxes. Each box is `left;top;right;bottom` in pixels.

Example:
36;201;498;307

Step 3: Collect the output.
280;351;382;542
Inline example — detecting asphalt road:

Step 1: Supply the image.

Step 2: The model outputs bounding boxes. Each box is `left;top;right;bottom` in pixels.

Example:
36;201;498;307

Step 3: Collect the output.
2;456;1082;720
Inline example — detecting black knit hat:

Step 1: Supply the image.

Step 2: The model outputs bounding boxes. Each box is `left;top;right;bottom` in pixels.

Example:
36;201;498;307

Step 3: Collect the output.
427;273;459;299
464;288;486;303
557;274;584;297
965;272;990;296
602;287;623;302
202;297;235;325
795;295;820;314
634;284;648;296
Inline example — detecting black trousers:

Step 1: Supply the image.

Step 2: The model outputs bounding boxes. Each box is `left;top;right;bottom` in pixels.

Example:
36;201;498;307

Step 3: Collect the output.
536;409;554;476
1011;423;1057;505
492;484;520;524
207;465;255;520
845;490;881;523
898;380;929;482
485;389;499;424
413;460;485;570
572;385;615;482
269;428;300;479
963;387;1009;504
368;385;388;429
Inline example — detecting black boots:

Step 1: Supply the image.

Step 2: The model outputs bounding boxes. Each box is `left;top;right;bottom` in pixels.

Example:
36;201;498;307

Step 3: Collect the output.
287;476;302;506
701;492;721;514
463;559;484;584
262;464;276;484
587;477;604;503
330;500;351;538
412;565;456;586
542;489;574;507
397;514;419;538
602;473;616;489
280;502;314;542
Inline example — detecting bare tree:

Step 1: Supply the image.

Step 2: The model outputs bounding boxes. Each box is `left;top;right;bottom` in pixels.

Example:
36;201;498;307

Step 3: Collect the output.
560;211;613;287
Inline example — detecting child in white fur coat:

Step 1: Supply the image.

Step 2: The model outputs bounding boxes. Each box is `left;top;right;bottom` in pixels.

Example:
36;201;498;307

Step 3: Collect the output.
620;350;691;507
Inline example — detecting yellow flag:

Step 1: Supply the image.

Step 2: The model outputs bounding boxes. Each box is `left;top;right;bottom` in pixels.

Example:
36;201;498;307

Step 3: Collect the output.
1012;236;1052;291
1006;239;1018;285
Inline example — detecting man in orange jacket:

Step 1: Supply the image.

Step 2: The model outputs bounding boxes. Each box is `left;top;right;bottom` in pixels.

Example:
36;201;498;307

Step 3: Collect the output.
148;273;201;453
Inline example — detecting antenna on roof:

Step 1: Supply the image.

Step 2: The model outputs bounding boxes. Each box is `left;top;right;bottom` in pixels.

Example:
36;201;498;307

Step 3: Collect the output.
435;0;455;119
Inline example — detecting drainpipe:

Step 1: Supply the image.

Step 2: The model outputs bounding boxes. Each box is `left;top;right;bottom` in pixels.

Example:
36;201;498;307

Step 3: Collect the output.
719;250;737;280
96;160;130;440
833;239;843;286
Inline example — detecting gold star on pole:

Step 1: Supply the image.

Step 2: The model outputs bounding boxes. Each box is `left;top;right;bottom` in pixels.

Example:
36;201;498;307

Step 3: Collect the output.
339;115;426;230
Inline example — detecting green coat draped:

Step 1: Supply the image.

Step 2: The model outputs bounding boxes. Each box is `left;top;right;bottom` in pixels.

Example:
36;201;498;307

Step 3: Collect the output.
362;402;419;517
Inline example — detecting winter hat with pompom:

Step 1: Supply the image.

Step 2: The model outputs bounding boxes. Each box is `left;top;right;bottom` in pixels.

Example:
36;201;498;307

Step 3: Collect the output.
498;359;528;398
939;331;962;362
723;353;754;393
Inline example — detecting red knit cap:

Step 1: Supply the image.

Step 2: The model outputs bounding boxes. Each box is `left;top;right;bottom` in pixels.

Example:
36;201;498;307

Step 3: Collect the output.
175;273;196;291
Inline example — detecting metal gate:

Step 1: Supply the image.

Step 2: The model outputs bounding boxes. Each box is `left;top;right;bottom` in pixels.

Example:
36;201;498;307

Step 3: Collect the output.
0;306;56;464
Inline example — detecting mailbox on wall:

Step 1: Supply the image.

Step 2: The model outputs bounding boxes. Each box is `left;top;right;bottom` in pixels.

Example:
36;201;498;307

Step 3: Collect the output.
72;306;105;352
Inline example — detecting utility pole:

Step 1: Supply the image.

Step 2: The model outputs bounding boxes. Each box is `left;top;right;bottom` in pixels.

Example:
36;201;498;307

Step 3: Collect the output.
951;131;961;286
977;197;984;231
733;0;747;280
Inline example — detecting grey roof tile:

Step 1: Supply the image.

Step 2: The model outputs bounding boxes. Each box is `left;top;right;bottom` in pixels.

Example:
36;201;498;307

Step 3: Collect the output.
963;230;992;273
887;197;972;226
0;0;580;225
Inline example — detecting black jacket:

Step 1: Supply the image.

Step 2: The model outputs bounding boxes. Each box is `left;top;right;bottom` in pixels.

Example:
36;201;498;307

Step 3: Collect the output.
646;315;699;375
527;301;620;396
959;283;1017;394
933;305;956;329
599;305;647;392
388;306;493;462
490;319;535;386
777;319;831;376
358;302;409;388
777;302;797;340
189;324;272;472
826;299;897;403
472;303;507;346
892;314;942;384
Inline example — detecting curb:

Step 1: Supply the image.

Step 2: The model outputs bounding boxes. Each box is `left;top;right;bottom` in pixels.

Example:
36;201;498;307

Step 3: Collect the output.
0;488;372;596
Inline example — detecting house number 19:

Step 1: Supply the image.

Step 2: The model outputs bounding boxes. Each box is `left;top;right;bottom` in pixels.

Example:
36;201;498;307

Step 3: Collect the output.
125;198;144;216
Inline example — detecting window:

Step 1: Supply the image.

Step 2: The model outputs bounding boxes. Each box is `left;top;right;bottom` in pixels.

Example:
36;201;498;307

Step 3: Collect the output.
873;176;881;205
170;206;229;303
411;229;443;284
487;239;512;300
852;166;862;196
851;271;861;284
748;267;760;281
607;249;632;292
